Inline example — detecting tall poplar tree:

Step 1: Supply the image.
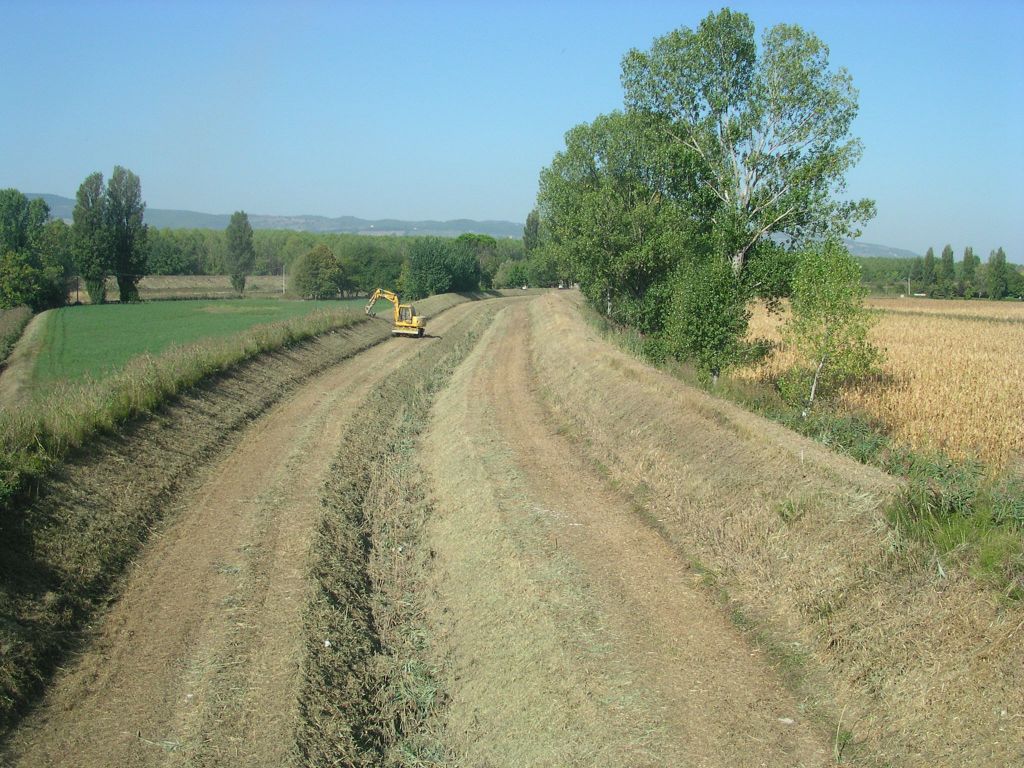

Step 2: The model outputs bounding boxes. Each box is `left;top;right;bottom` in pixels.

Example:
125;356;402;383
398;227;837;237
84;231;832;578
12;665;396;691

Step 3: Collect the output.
938;244;955;297
72;172;109;304
961;246;977;297
922;247;936;292
987;247;1008;299
105;166;147;302
225;211;255;294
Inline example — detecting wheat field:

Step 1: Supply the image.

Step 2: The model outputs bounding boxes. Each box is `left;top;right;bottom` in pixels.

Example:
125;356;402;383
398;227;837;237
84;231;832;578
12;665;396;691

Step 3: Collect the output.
742;298;1024;470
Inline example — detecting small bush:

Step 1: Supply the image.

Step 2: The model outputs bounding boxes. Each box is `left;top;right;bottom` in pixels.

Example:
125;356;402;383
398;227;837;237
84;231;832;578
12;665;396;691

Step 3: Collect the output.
291;244;345;299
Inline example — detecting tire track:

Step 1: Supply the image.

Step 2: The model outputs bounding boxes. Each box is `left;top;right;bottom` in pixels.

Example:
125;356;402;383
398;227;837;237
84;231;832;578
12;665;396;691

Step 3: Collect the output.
422;300;835;766
1;301;486;768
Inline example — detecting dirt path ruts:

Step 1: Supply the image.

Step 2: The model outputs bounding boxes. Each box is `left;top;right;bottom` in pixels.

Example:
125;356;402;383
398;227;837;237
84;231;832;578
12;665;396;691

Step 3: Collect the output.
1;301;484;768
431;300;834;766
0;310;49;409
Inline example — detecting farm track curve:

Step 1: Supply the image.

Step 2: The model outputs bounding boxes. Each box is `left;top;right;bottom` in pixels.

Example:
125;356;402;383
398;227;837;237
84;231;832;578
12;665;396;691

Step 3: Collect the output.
1;300;484;768
3;291;1018;767
420;301;834;766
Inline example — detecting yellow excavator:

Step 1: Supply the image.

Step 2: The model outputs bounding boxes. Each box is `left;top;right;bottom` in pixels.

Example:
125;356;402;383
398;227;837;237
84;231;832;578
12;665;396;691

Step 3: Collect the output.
364;288;427;337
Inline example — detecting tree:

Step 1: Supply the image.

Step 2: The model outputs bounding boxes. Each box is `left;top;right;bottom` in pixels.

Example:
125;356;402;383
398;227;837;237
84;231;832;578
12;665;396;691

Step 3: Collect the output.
447;240;482;292
960;246;977;297
922;247;936;292
621;9;874;279
1008;265;1024;298
105;166;148;302
538;110;695;332
782;240;880;415
72;172;109;303
225;211;256;294
493;259;530;289
290;244;344;299
660;256;749;383
908;256;923;293
937;244;955;297
403;237;453;299
402;237;479;299
523;209;541;253
0;190;66;310
452;233;498;288
987;247;1009;300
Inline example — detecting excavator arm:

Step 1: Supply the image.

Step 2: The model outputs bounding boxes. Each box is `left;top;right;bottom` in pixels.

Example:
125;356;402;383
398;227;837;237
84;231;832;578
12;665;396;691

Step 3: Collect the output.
365;288;400;322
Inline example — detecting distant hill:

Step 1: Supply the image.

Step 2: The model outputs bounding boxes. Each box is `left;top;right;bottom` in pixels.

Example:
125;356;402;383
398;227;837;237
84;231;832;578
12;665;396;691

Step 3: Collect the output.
842;239;920;260
26;193;524;239
27;193;933;255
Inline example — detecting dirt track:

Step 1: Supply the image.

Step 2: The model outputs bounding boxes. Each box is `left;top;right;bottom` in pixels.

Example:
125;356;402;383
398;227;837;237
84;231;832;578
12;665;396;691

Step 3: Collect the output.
1;302;481;767
5;292;1011;767
421;302;833;766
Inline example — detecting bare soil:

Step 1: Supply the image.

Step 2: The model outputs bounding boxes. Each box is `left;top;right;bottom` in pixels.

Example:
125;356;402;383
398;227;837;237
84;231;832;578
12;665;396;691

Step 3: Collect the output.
0;302;481;768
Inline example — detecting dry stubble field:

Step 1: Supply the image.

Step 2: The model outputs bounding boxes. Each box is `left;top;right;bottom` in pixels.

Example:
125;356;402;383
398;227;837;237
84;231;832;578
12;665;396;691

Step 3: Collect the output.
741;297;1024;470
1;291;1020;768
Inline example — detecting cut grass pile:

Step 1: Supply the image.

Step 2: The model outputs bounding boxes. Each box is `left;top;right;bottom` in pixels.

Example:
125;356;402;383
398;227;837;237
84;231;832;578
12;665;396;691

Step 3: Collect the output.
32;297;395;387
297;302;494;766
0;307;31;368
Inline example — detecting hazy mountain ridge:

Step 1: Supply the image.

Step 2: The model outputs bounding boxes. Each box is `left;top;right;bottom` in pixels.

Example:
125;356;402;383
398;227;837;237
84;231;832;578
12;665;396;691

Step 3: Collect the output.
28;193;918;255
26;193;524;239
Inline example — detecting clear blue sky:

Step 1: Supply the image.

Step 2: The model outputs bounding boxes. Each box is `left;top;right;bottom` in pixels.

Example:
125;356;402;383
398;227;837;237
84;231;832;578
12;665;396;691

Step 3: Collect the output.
2;0;1022;258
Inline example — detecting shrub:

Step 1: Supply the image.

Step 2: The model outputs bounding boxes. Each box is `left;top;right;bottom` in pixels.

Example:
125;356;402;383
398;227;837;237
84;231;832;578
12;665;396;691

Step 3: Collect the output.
291;244;344;299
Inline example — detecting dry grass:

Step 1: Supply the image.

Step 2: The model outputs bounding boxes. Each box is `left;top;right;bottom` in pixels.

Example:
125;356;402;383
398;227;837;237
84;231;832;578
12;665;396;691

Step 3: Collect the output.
530;291;1023;768
420;307;660;767
0;306;32;366
740;298;1024;471
70;274;287;302
297;302;495;767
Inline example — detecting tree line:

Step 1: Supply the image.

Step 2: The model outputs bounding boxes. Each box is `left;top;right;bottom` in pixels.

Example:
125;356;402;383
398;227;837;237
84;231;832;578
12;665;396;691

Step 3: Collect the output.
852;251;1022;298
531;8;880;405
1;169;551;309
908;246;1020;299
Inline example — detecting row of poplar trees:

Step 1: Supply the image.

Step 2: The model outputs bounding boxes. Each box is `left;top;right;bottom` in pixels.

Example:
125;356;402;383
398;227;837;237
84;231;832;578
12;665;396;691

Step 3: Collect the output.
71;168;255;304
913;245;1017;299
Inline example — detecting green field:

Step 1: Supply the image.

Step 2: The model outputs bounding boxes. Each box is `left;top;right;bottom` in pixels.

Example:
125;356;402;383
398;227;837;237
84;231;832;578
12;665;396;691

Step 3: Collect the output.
33;298;393;386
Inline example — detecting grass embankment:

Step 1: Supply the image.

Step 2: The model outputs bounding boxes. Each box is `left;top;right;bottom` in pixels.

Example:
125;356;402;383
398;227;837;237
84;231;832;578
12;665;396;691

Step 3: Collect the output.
0;308;31;368
0;291;482;737
0;307;368;517
549;293;1021;765
591;300;1023;600
33;297;396;386
297;304;495;766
